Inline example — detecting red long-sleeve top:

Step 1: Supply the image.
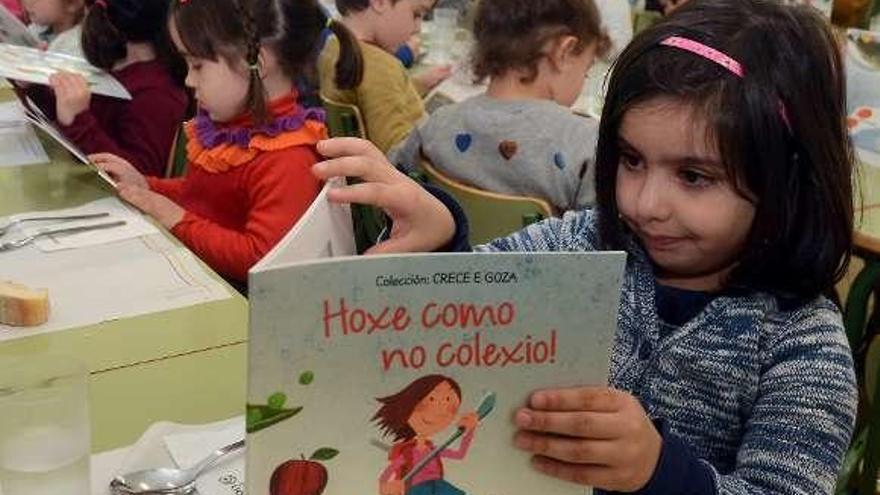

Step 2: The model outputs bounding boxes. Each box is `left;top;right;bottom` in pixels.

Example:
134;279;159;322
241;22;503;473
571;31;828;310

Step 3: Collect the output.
146;94;326;282
58;60;188;177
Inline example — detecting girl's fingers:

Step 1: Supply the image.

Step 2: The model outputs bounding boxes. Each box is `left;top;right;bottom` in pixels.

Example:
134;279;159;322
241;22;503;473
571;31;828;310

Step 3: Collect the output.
327;181;393;209
514;410;624;439
529;456;620;488
313;156;399;184
514;432;617;465
528;387;625;413
317;137;387;162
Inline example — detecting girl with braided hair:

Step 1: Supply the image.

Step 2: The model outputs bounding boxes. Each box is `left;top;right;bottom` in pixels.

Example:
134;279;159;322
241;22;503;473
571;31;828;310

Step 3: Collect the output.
92;0;328;289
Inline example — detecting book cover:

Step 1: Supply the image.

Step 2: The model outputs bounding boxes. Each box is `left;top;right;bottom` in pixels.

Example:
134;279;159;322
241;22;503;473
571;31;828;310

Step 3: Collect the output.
0;43;131;99
247;250;625;495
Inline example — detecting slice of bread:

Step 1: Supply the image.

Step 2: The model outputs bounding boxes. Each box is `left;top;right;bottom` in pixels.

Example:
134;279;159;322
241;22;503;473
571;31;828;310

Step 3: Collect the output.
0;280;49;327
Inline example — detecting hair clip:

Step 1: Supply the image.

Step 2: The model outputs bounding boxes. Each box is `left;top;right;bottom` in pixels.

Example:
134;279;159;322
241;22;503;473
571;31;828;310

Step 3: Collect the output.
93;0;108;8
660;35;793;134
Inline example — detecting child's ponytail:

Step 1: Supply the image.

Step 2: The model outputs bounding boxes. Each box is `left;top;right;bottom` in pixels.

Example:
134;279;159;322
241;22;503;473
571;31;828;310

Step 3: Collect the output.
81;0;127;70
327;18;363;90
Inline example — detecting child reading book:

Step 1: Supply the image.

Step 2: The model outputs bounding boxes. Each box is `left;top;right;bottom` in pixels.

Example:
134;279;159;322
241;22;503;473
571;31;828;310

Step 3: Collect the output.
93;0;327;287
312;0;858;492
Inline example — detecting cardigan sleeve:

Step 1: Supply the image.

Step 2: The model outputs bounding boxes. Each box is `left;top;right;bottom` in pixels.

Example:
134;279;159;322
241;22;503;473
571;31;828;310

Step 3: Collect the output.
170;147;323;282
707;306;857;495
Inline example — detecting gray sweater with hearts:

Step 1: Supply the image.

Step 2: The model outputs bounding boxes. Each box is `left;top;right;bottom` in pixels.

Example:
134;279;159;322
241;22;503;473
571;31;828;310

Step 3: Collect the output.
389;94;598;212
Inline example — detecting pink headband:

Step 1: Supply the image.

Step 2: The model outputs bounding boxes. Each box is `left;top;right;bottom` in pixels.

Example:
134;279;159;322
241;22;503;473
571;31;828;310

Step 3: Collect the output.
660;35;792;133
93;0;107;8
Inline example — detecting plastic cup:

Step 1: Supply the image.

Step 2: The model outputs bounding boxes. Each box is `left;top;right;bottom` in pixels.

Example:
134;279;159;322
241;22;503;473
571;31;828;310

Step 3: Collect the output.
0;354;90;495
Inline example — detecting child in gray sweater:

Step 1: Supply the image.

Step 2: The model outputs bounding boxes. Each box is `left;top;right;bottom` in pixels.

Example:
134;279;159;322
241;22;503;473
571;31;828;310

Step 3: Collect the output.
390;0;609;213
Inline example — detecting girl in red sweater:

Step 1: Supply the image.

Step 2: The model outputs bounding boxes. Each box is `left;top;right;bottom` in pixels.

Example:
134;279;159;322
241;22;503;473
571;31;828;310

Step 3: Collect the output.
91;0;328;285
45;0;188;177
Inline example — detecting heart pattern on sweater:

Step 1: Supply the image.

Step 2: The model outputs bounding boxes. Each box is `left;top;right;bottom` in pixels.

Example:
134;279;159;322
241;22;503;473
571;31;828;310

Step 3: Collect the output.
498;140;518;160
455;133;472;152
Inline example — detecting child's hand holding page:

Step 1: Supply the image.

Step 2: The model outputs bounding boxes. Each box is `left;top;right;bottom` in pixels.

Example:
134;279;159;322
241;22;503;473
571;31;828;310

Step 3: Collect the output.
49;71;91;126
90;153;148;188
313;138;455;254
513;386;662;493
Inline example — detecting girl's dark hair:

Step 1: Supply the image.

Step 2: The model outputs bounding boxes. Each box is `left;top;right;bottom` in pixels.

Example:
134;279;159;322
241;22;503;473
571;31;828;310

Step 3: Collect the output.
472;0;610;84
373;374;462;442
170;0;326;123
594;0;854;300
82;0;185;84
327;0;402;89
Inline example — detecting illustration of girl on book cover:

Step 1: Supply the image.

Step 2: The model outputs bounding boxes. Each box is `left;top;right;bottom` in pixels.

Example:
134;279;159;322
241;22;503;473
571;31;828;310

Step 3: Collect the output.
373;374;481;495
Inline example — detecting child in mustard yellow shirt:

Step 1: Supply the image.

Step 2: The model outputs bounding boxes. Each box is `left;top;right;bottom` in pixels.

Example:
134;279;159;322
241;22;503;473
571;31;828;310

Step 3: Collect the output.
319;0;450;152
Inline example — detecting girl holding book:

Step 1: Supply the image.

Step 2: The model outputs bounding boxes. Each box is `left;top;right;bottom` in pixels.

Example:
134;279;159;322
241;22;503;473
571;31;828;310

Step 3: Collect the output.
91;0;327;287
312;0;858;492
42;0;187;177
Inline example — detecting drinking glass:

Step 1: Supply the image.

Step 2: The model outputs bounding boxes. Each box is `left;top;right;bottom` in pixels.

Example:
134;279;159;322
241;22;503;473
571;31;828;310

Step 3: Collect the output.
0;354;90;495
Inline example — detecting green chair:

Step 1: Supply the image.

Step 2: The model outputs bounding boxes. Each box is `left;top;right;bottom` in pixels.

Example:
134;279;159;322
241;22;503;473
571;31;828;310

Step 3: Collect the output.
320;93;367;139
319;94;385;254
164;124;189;178
837;248;880;495
419;158;554;246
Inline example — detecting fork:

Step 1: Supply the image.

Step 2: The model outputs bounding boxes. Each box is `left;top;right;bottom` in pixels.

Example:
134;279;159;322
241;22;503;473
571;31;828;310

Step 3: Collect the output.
0;220;126;251
0;212;111;237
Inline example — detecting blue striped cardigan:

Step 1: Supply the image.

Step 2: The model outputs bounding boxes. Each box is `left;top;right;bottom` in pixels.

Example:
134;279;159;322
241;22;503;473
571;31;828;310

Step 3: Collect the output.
475;209;857;494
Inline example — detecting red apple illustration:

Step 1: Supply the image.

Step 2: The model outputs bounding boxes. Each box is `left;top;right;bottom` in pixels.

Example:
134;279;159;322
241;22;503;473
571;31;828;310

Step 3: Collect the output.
270;449;338;495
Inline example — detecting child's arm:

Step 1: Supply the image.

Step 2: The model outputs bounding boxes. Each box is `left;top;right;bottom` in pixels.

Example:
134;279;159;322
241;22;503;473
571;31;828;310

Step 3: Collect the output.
170;148;322;281
439;414;477;460
514;308;858;494
51;72;186;177
313;138;456;254
354;57;425;153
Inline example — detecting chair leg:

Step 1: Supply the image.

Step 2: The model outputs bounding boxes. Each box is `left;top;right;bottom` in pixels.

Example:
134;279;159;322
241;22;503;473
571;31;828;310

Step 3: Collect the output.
845;259;880;351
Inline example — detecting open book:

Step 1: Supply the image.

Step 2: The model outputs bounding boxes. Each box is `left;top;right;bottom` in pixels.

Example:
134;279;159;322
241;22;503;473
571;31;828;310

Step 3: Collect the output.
0;43;131;99
247;205;626;495
12;94;117;188
0;5;40;48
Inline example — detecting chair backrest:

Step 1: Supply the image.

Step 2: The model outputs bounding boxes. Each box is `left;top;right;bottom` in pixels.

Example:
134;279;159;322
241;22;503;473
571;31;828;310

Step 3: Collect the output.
419;157;554;245
320;93;367;139
164;124;189;178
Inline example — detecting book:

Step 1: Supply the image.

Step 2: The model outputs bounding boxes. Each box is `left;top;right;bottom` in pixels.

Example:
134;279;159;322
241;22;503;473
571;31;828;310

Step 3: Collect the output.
247;247;626;495
0;5;40;48
0;43;131;99
10;94;117;188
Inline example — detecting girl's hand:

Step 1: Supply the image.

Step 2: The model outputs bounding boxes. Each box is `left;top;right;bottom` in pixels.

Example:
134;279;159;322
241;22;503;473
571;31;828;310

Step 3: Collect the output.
414;65;453;92
458;411;479;432
90;153;148;189
379;478;404;495
117;183;185;229
49;71;91;126
513;386;662;492
313;138;455;254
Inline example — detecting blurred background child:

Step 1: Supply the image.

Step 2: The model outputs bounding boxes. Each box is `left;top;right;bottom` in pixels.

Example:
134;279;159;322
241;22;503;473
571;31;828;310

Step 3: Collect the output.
391;0;610;213
37;0;188;177
320;0;451;153
22;0;84;54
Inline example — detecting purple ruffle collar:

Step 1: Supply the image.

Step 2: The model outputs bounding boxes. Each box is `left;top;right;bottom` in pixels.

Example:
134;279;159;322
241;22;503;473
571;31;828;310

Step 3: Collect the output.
193;105;325;149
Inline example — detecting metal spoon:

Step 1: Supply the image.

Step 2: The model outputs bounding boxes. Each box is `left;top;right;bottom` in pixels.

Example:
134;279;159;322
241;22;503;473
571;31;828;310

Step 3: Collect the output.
110;439;244;494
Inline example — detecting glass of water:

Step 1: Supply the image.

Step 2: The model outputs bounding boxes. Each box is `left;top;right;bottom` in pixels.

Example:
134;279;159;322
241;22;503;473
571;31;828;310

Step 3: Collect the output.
0;354;90;495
